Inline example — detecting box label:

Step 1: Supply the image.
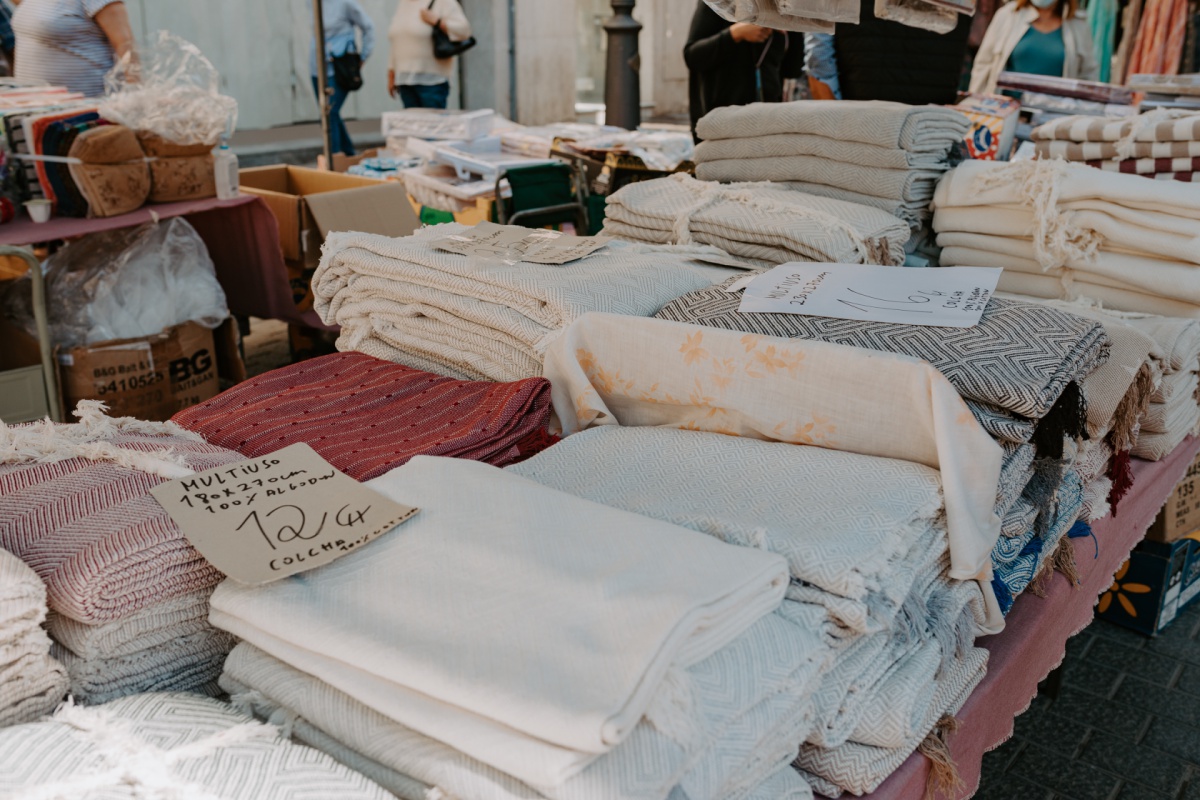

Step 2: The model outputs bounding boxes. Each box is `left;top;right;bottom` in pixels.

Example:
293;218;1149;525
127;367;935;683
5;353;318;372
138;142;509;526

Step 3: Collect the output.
150;443;419;585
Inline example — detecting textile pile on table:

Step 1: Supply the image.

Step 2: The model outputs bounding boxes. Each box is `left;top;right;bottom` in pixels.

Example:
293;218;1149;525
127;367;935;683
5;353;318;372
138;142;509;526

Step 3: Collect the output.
0;692;396;799
212;454;806;800
602;173;910;267
171;351;557;480
934;159;1200;318
311;224;741;382
530;312;1000;796
1031;110;1200;181
0;403;242;705
692;100;970;230
701;0;976;33
654;279;1113;615
0;547;68;727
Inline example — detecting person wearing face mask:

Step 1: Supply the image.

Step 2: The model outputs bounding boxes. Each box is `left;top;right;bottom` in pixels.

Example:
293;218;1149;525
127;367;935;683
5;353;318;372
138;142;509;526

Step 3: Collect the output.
969;0;1098;94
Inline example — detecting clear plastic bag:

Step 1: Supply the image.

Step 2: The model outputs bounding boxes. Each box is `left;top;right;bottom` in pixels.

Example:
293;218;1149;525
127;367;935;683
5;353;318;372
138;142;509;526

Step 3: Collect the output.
100;31;238;146
2;217;228;347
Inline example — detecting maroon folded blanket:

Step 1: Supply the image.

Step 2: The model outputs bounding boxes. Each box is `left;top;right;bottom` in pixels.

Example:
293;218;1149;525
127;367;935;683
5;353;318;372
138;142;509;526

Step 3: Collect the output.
0;433;242;624
172;352;557;481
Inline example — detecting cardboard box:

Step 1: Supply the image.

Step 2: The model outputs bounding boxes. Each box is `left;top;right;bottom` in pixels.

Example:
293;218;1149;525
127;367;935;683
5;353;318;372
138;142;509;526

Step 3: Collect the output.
239;165;420;262
1146;450;1200;543
1098;535;1200;635
0;291;52;423
57;319;243;422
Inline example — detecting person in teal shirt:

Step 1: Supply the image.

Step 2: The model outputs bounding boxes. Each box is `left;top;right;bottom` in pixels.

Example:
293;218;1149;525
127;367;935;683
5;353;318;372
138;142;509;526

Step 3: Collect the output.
969;0;1098;93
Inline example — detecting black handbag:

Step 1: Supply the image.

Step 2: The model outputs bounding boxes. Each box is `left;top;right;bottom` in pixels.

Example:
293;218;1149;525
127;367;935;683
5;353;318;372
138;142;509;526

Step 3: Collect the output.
428;0;476;59
332;43;363;92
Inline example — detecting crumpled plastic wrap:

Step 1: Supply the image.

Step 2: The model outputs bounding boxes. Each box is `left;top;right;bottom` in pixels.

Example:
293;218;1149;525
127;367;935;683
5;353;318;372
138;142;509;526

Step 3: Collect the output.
2;217;228;348
873;0;965;32
100;32;238;146
703;0;837;32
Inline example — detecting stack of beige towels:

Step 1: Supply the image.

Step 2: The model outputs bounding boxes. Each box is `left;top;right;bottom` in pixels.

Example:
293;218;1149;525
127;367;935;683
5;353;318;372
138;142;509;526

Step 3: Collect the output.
1031;110;1200;182
693;100;970;231
934;159;1200;319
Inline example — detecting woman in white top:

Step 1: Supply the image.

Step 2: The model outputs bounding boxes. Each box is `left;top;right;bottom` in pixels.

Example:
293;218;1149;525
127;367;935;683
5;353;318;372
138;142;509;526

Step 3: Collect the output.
11;0;134;97
969;0;1098;94
387;0;470;109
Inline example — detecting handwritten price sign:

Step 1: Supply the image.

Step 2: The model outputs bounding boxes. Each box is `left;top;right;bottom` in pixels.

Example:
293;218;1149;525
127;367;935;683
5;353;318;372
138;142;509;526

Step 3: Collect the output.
150;443;418;585
737;264;1003;328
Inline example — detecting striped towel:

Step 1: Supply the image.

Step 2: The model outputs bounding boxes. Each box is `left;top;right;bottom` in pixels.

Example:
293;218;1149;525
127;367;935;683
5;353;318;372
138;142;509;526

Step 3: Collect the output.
1036;139;1200;161
173;352;557;481
1085;156;1200;174
1031;110;1200;143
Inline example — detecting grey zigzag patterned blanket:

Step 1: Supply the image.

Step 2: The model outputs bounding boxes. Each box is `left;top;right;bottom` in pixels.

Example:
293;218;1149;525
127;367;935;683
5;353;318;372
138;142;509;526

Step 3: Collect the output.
655;275;1110;424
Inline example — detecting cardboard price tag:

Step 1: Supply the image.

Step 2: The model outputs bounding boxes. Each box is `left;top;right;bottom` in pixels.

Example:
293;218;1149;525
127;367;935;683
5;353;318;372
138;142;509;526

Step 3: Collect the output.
150;443;418;585
432;221;613;264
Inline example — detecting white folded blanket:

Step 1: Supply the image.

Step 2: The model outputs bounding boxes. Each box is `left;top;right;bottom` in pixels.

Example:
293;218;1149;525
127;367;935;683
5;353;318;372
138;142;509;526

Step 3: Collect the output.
46;591;212;659
694;133;948;170
0;547;68;727
695;157;944;203
313;224;739;381
220;603;828;800
696;101;969;154
603;174;909;266
211;456;789;788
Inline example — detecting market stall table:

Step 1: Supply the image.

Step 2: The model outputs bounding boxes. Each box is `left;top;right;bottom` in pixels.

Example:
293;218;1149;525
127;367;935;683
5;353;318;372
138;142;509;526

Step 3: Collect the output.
0;195;323;329
852;438;1200;800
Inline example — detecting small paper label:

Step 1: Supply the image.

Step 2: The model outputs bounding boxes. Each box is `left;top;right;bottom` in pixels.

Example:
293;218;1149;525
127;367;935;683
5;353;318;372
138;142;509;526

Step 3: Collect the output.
432;221;613;264
737;263;1002;328
150;443;418;585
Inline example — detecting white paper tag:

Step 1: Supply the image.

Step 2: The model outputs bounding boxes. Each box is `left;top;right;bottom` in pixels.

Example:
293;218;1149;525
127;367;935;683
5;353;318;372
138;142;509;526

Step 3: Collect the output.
737;263;1002;328
432;221;613;264
150;443;419;585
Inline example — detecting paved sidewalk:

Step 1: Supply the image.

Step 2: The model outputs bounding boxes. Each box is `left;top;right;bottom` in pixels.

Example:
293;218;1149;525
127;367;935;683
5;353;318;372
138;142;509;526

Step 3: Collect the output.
978;604;1200;800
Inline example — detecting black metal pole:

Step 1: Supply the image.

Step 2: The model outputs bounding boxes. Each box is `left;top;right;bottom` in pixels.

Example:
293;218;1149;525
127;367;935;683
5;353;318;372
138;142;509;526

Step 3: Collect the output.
313;0;333;168
603;0;642;130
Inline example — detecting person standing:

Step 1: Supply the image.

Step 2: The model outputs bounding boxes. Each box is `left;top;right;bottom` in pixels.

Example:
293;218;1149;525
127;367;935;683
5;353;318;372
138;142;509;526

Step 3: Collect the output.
311;0;375;157
10;0;134;97
683;1;804;141
969;0;1098;94
387;0;471;109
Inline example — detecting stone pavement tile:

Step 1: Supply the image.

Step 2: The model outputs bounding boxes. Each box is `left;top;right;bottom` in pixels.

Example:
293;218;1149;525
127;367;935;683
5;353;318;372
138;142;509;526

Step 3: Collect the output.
973;770;1056;800
1087;637;1182;688
1092;619;1151;650
1012;709;1092;758
1114;782;1175;800
1061;657;1126;700
1175;663;1200;696
1065;632;1097;660
1112;675;1200;728
1078;731;1189;795
1140;717;1200;764
1049;686;1152;741
1007;746;1121;800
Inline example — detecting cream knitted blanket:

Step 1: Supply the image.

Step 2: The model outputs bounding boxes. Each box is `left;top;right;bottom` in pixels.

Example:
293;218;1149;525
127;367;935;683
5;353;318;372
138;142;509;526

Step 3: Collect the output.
0;548;67;727
46;591;211;659
695;133;950;170
603;174;909;266
211;456;789;788
313;224;739;382
695;100;970;154
696;156;943;203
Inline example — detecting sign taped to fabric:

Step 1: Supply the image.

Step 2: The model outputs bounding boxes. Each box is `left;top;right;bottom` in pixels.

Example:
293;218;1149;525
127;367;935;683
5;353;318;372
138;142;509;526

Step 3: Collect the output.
737;263;1002;328
431;221;614;264
150;443;418;584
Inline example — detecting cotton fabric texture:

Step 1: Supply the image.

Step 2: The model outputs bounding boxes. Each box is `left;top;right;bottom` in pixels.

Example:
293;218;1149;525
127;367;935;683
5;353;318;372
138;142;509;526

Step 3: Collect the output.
542;312;1005;632
602;174;909;267
0;692;395;798
172;351;555;480
0;547;68;727
312;224;739;382
210;455;789;788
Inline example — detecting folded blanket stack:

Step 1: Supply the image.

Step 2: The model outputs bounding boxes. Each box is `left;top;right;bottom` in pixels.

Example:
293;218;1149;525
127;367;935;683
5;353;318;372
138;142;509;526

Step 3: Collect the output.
1031;110;1200;182
693;100;970;230
0;692;395;799
0;403;243;704
1116;313;1200;461
0;548;68;727
535;312;1005;795
934;159;1200;319
212;455;807;800
653;277;1114;615
312;224;741;382
602;173;910;267
172;351;557;480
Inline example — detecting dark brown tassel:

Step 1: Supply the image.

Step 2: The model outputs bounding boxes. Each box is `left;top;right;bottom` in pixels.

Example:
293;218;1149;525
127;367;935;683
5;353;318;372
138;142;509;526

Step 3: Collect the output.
1108;448;1134;513
1032;382;1088;460
920;715;964;800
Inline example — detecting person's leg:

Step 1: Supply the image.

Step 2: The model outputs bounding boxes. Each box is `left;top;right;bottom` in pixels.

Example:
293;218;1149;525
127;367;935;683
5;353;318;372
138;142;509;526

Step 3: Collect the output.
398;85;422;108
418;81;450;109
327;82;354;155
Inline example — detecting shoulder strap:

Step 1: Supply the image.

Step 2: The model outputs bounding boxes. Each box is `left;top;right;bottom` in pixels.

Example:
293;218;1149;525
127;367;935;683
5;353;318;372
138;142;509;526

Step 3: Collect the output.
428;0;436;9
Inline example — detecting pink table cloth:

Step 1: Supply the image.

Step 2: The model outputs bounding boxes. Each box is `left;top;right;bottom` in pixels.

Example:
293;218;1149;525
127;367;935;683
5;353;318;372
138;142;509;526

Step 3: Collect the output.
852;437;1200;799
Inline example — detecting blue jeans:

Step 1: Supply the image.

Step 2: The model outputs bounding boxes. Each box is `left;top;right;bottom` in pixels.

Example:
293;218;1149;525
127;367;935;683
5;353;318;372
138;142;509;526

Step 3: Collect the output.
312;76;355;156
398;82;450;109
